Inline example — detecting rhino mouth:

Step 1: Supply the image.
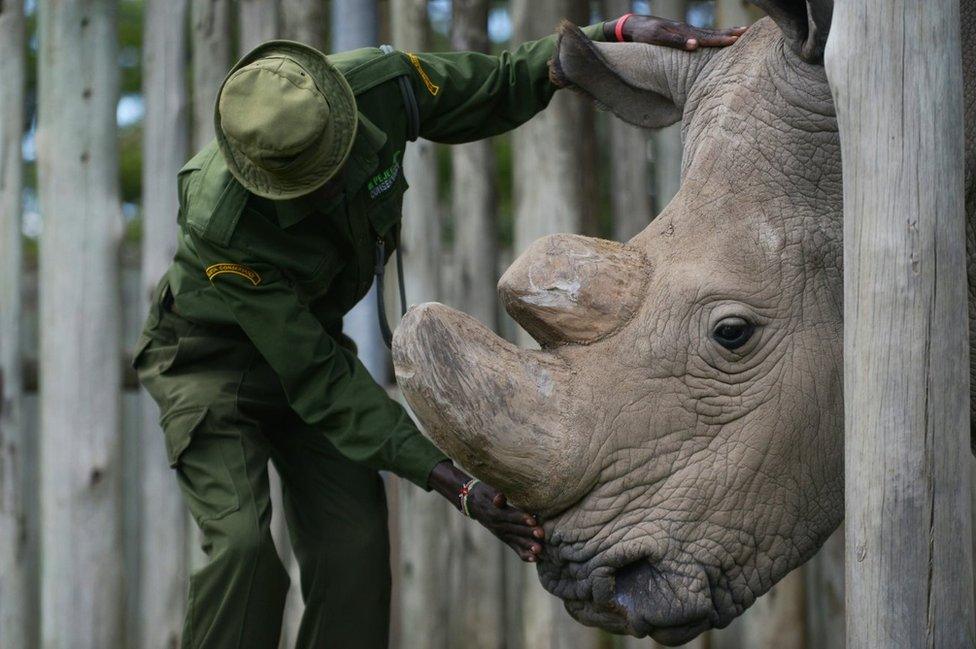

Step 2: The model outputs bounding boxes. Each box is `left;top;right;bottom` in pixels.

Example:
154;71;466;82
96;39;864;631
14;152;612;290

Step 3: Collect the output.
539;548;720;645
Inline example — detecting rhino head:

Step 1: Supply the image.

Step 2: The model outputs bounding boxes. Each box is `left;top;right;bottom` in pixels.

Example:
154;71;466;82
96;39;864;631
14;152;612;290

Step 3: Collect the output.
394;2;844;644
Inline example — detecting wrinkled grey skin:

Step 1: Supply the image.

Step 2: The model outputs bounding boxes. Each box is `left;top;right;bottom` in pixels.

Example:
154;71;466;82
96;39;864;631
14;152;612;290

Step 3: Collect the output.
394;4;976;646
540;19;843;644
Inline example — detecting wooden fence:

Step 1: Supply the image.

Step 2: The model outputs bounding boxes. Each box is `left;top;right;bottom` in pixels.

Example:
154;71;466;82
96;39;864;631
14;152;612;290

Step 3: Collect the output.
1;0;972;648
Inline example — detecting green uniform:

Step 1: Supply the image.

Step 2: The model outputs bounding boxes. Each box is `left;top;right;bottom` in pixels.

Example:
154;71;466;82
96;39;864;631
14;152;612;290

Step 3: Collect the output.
136;24;606;649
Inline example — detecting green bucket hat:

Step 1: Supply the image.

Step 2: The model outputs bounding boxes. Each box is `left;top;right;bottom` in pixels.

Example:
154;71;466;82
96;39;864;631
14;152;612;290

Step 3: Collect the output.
214;40;358;200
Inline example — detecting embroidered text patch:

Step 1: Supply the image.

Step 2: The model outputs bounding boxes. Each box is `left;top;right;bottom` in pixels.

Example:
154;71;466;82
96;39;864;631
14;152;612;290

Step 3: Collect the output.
206;263;262;286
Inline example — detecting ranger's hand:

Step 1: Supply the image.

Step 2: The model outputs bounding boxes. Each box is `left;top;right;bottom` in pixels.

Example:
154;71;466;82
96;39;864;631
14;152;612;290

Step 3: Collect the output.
603;14;748;50
464;482;545;562
428;460;545;562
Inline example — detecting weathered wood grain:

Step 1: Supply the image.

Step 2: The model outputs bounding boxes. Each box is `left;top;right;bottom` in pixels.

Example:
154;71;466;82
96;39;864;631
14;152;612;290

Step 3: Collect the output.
280;0;328;50
0;1;30;647
190;0;233;149
650;0;686;210
387;2;456;647
239;0;279;55
826;1;976;646
138;1;190;646
604;0;654;242
447;2;508;648
36;1;125;646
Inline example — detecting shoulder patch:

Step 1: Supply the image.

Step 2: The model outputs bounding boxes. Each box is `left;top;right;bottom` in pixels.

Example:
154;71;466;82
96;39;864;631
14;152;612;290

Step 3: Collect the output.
406;53;440;96
206;263;262;286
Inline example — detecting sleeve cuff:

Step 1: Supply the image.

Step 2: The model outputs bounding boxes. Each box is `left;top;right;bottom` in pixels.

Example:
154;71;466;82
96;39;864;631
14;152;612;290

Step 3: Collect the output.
582;22;609;42
394;431;450;490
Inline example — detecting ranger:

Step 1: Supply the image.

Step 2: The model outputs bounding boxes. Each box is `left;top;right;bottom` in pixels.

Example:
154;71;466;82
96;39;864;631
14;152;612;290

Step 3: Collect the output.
135;12;743;649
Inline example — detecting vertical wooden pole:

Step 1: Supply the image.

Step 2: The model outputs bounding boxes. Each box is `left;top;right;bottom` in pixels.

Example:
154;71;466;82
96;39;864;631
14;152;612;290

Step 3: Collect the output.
604;0;653;241
0;2;29;648
650;0;686;211
191;0;233;149
511;1;602;647
804;527;845;649
447;4;507;648
138;1;190;646
388;2;453;648
37;1;124;647
739;567;807;649
713;0;762;28
239;0;280;54
826;1;975;646
280;0;328;49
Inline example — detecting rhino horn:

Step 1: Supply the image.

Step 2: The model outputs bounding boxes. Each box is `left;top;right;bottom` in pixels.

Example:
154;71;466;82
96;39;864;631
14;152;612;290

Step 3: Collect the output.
498;234;649;348
392;303;590;514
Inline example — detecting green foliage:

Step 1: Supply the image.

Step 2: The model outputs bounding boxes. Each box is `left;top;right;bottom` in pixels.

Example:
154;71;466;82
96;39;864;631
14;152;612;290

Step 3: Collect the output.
118;0;144;96
493;134;514;247
119;125;143;205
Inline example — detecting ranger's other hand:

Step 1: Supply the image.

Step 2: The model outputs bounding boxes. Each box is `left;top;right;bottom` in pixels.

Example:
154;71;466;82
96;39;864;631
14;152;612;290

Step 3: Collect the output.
603;14;748;50
428;460;545;562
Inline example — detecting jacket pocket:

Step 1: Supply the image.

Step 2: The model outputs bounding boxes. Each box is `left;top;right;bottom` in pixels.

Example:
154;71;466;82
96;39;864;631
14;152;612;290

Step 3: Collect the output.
163;406;242;523
132;277;173;370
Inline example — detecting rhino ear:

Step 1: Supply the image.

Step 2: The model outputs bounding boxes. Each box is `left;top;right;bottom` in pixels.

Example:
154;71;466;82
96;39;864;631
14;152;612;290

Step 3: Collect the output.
550;21;691;129
750;0;833;63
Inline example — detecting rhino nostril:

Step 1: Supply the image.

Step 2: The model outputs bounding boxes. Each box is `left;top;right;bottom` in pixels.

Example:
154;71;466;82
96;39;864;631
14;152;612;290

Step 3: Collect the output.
611;559;658;633
614;559;656;599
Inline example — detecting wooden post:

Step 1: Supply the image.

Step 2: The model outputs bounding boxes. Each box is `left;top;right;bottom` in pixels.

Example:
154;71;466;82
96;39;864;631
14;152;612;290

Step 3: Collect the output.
605;0;653;241
191;0;233;149
511;1;602;647
0;2;30;648
826;1;975;646
713;0;762;28
239;0;280;54
387;2;453;648
446;4;507;648
138;1;190;646
804;526;845;648
650;0;686;211
36;1;124;647
280;0;328;49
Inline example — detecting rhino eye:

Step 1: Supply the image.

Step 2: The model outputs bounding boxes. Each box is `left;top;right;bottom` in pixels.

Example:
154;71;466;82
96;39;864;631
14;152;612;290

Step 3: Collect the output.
712;317;756;351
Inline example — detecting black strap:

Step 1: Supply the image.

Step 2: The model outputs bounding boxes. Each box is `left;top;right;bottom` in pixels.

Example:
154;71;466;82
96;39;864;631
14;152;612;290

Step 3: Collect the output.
379;44;420;142
375;227;408;350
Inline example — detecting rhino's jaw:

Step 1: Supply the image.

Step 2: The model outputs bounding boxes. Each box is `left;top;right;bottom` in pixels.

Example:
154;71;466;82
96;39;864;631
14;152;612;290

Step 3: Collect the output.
611;561;715;643
535;514;736;645
550;559;719;645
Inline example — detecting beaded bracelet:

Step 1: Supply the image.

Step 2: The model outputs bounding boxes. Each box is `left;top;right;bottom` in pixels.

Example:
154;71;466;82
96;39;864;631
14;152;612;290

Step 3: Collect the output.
459;478;481;517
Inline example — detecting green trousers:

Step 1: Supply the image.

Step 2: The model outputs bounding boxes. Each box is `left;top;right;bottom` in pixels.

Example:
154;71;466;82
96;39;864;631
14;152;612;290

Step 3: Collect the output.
136;299;391;649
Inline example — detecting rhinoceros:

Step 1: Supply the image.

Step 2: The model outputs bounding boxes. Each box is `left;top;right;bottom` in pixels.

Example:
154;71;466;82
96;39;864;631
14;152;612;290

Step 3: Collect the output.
392;0;976;644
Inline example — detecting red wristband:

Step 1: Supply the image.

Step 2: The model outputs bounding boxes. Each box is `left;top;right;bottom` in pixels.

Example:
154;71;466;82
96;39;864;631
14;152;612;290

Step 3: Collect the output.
614;13;633;42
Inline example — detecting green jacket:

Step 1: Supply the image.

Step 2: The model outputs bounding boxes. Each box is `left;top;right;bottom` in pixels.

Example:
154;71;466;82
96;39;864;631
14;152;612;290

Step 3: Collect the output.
165;24;607;489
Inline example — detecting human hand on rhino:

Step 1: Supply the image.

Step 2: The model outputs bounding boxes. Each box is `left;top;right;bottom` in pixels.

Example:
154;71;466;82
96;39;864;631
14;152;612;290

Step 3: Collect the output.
603;14;747;50
428;459;545;563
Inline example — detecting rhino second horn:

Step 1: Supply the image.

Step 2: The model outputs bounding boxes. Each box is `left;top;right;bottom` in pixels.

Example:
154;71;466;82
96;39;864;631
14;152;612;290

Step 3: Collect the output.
498;234;649;348
392;302;590;515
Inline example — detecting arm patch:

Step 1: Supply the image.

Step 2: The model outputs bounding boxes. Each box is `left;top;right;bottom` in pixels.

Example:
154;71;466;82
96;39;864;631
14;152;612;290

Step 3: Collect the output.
206;263;262;286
